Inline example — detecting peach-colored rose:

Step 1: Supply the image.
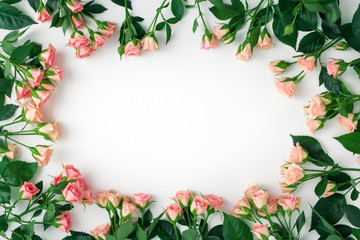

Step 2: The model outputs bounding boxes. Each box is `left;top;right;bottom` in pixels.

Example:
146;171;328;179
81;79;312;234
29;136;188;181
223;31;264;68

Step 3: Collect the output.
108;193;121;208
46;66;63;82
122;202;137;217
68;33;91;48
232;198;251;217
74;177;88;189
38;8;51;23
284;164;304;185
56;211;71;233
252;224;269;239
257;33;272;49
23;101;45;124
32;90;51;107
174;190;193;207
38;121;60;141
327;60;343;77
83;189;93;205
201;34;218;50
304;95;327;118
76;44;95;59
91;224;110;240
72;14;84;29
212;25;229;40
252;190;269;209
98;22;116;38
94;33;107;49
274;78;296;98
266;197;279;215
52;174;63;186
20;182;39;199
26;69;44;88
95;190;112;207
41;81;55;91
244;184;260;199
204;194;223;211
166;204;183;222
279;181;295;193
141;36;159;52
269;60;286;75
40;44;56;68
62;165;81;180
278;194;301;211
338;114;357;132
33;145;53;167
306;119;322;133
358;156;360;165
63;182;84;204
280;163;291;175
297;55;316;73
16;83;31;100
190;195;209;215
236;43;252;61
133;193;152;208
124;41;141;56
66;0;83;13
322;181;337;198
289;142;308;164
0;144;17;159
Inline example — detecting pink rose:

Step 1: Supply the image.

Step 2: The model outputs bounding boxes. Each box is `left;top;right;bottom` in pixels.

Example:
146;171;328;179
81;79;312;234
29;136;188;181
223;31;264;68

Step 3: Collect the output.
274;78;296;98
257;33;272;49
108;193;121;208
212;25;229;40
251;223;269;239
166;204;183;222
338;114;357;132
124;41;141;56
304;95;327;118
279;181;295;193
141;36;159;52
32;90;51;107
76;44;95;59
26;69;44;88
232;198;250;217
269;60;286;75
252;190;269;209
37;7;51;23
278;194;301;211
56;211;71;233
358;156;360;165
83;189;93;205
38;121;60;141
133;193;152;208
94;33;107;49
122;202;137;217
98;22;116;38
95;190;112;207
201;34;218;50
41;81;55;91
297;55;316;73
0;143;17;159
46;66;63;82
322;181;337;198
63;182;84;204
327;60;343;77
20;182;39;199
23;101;45;124
52;174;63;186
280;163;291;175
16;83;31;100
257;210;266;217
244;184;260;199
33;145;53;167
62;165;81;180
39;44;56;68
266;197;279;215
190;195;209;215
75;177;88;189
66;0;83;13
91;224;111;240
72;14;84;29
284;163;304;185
204;194;224;211
174;190;193;207
236;43;252;61
68;33;91;48
306;119;322;133
289;142;308;164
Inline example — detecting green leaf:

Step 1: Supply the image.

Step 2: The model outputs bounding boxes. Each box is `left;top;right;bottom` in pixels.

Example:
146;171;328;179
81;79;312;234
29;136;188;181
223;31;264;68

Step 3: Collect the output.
9;44;33;64
27;0;39;12
150;220;179;240
326;235;342;240
353;4;360;39
272;5;298;49
1;161;38;187
208;225;224;240
68;231;96;240
156;22;165;31
346;205;360;227
328;172;352;191
209;0;243;20
147;212;164;238
295;211;305;234
136;224;147;240
223;213;252;240
319;66;343;94
0;104;18;121
248;23;261;48
279;0;296;12
0;214;8;232
46;0;59;11
183;229;198;240
3;28;27;42
298;32;325;53
83;2;107;14
171;0;184;20
315;176;328;198
1;41;15;55
254;7;273;26
334;132;360;154
115;220;136;239
192;18;198;33
320;13;341;39
48;180;69;194
296;8;318;31
0;93;4;108
351;188;359;201
0;181;11;203
165;23;172;44
353;229;360;240
0;2;36;30
341;23;360;52
110;0;132;10
4;60;11;77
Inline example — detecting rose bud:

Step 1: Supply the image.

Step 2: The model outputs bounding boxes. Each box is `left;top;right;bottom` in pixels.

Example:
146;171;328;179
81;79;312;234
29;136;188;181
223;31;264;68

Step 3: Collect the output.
40;80;55;91
304;95;327;118
32;90;51;107
335;41;349;51
0;143;17;160
20;182;40;199
268;60;290;75
223;32;235;44
174;190;193;208
166;204;183;222
108;193;121;208
297;54;316;73
76;44;95;59
37;7;51;23
252;190;269;209
232;198;251;217
141;35;159;52
251;223;269;239
204;194;224;212
284;163;304;185
244;184;260;199
278;194;301;211
72;14;84;29
236;42;252;61
62;164;81;180
26;69;44;88
322;181;337;198
94;33;108;49
52;174;63;186
66;0;83;13
257;209;266;217
39;44;56;68
83;189;93;205
257;31;272;49
63;182;84;204
289;142;308;164
327;59;347;78
190;195;209;215
212;24;229;40
279;181;295;193
338;114;358;132
55;211;71;233
274;78;296;98
306;119;323;133
133;193;152;209
16;82;31;100
283;24;294;36
22;100;45;124
32;145;53;167
122;202;137;218
124;41;141;56
280;163;291;175
266;197;279;215
95;190;112;207
68;32;91;48
98;22;116;38
201;34;218;50
38;121;60;141
91;224;111;240
46;66;63;82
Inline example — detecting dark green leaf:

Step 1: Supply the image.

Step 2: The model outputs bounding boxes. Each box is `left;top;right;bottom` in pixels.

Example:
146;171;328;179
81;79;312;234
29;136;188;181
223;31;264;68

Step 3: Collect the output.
183;229;198;240
353;229;360;240
68;231;96;240
319;66;343;94
27;0;39;12
110;0;132;10
192;18;198;33
334;132;360;154
156;21;165;31
328;172;352;191
334;224;352;238
147;212;164;238
279;0;296;12
223;213;252;240
0;2;36;30
0;181;10;203
0;214;8;232
3;28;27;42
353;4;360;39
150;220;179;240
248;23;261;48
351;188;359;201
346;205;360;227
1;41;15;55
0;93;4;108
9;44;33;64
83;3;107;14
209;0;243;20
341;23;360;52
171;0;184;20
1;161;38;187
298;31;325;53
165;23;172;44
296;211;306;234
320;12;341;39
326;235;342;240
0;104;18;121
272;5;298;49
115;220;136;239
296;8;318;31
46;0;59;11
254;7;273;26
0;78;14;97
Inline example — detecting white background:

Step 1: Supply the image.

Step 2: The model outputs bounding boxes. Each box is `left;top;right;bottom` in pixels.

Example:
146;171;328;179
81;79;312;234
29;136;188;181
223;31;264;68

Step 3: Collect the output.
2;0;360;239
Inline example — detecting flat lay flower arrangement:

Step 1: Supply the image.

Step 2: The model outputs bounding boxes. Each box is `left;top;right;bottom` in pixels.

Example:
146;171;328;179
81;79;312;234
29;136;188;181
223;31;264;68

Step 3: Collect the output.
0;0;360;239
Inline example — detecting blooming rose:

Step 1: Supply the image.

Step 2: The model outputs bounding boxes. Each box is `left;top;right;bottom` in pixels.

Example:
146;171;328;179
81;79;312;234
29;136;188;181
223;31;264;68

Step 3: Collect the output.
39;44;56;68
274;78;296;98
66;0;83;13
63;182;84;203
212;24;229;40
278;194;301;211
252;190;269;209
322;181;337;198
124;41;141;56
297;55;316;73
0;143;17;159
257;33;272;49
166;204;183;222
289;142;308;164
284;164;304;185
38;121;60;141
204;194;223;211
23;101;45;124
133;193;152;208
190;195;209;215
37;7;51;23
279;181;295;193
33;145;53;167
236;43;252;61
72;14;84;29
327;60;344;77
68;33;91;48
56;211;71;233
244;184;260;199
91;224;110;240
52;174;63;186
266;197;279;215
98;22;116;38
20;182;39;199
338;114;357;132
141;36;159;52
62;165;81;180
95;190;112;207
252;224;269;239
306;119;322;133
26;69;44;88
75;177;88;190
94;33;107;49
201;34;218;50
304;95;327;118
232;198;250;217
122;202;137;217
76;44;95;59
16;83;31;100
46;66;63;82
269;60;287;75
174;190;193;207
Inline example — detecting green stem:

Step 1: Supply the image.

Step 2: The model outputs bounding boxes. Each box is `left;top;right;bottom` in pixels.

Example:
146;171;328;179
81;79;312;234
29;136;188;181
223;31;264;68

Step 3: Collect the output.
288;211;293;240
6;136;31;149
193;214;197;229
148;0;167;33
195;0;208;32
200;213;210;234
173;222;180;240
185;207;192;229
0;120;24;128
